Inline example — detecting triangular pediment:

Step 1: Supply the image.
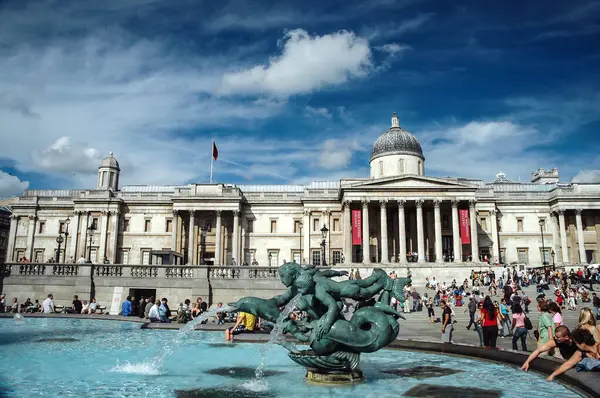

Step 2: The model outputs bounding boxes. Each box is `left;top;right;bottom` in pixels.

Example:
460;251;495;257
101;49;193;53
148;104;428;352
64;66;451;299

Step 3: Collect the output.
342;175;477;190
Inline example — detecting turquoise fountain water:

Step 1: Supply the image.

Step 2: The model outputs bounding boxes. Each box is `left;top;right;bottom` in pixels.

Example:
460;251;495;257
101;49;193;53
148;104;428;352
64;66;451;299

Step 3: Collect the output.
0;318;587;398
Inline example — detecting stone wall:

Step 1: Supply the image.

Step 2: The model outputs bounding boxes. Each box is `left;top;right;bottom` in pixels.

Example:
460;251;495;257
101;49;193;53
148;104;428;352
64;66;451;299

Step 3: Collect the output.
1;262;486;311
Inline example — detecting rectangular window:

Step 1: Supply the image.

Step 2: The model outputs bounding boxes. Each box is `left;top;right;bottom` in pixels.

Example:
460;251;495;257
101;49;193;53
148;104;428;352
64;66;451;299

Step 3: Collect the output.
270;220;277;234
332;250;342;265
123;219;130;232
540;248;550;265
268;251;278;267
91;218;99;230
34;249;44;263
246;219;254;233
479;217;487;232
517;248;529;264
292;250;301;264
90;248;98;263
517;218;524;232
144;219;151;233
294;220;302;234
59;222;66;233
141;250;150;265
332;218;340;232
38;221;45;234
313;218;320;232
312;250;321;266
121;250;129;265
166;219;173;233
499;248;506;264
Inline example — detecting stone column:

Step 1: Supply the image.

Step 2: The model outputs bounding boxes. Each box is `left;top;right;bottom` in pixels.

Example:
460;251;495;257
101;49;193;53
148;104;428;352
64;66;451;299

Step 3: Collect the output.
232;210;240;265
98;211;109;262
490;209;500;264
551;213;560;261
380;200;388;263
69;211;81;262
303;210;310;263
416;200;425;263
79;212;89;259
109;211;119;264
575;209;586;263
343;201;351;263
215;210;222;266
26;215;36;261
434;199;443;263
6;215;18;262
362;199;370;264
398;200;406;263
451;201;461;262
188;210;195;265
171;210;178;253
469;200;479;261
558;210;569;264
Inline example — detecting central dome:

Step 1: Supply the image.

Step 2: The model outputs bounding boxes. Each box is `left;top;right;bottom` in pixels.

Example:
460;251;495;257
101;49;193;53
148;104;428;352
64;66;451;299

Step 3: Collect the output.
370;113;424;161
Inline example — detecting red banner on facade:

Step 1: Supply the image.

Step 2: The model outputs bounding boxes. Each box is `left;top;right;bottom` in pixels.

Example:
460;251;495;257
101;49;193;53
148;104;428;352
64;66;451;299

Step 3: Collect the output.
459;209;471;244
352;210;362;245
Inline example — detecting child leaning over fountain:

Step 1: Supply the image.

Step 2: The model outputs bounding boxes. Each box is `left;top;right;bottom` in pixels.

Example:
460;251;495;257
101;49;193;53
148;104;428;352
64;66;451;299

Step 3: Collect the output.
225;311;257;341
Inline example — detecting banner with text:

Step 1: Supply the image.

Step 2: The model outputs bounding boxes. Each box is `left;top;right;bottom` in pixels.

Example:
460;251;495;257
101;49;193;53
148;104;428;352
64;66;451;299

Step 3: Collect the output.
352;209;362;245
459;209;471;244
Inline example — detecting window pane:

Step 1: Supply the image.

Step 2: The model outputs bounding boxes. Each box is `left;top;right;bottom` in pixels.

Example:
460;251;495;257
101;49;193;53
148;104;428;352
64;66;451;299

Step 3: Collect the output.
142;251;150;265
121;250;129;264
293;252;301;263
312;250;321;266
269;252;278;267
333;218;340;232
313;219;319;231
270;220;277;233
332;250;341;264
166;219;172;233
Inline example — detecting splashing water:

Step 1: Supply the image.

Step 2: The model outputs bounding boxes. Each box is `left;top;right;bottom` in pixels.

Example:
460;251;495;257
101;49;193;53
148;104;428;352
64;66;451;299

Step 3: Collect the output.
110;360;161;375
253;294;302;386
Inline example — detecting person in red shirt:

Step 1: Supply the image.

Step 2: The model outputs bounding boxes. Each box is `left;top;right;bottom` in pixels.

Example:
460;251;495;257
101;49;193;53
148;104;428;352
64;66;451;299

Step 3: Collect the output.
480;296;499;348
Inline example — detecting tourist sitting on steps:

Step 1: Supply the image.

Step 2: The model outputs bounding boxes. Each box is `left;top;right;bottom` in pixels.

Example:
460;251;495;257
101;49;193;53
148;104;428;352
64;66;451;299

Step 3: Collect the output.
159;298;171;323
225;311;256;341
148;300;160;322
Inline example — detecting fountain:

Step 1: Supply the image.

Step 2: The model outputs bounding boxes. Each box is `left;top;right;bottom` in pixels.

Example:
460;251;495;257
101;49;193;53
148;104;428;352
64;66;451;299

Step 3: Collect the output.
229;262;410;384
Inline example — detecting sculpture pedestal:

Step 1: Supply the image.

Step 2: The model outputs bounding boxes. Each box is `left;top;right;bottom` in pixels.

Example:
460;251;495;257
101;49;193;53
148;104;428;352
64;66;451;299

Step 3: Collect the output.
305;368;363;384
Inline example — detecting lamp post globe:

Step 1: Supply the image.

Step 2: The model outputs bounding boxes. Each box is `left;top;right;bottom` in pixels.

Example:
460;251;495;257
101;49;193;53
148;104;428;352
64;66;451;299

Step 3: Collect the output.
55;235;64;263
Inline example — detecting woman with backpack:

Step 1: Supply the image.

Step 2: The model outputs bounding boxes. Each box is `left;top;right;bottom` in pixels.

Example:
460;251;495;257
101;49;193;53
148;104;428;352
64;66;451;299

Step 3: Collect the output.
511;303;529;351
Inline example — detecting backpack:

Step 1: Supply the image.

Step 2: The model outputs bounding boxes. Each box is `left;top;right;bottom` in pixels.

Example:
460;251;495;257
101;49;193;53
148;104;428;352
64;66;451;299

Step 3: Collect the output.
524;315;533;330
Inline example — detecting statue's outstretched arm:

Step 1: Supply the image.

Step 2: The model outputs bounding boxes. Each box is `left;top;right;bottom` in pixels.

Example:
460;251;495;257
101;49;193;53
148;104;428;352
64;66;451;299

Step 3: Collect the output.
319;270;348;278
269;287;295;307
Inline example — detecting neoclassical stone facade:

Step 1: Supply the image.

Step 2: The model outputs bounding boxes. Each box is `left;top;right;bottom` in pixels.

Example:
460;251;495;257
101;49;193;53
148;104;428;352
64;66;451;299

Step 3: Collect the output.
6;114;600;269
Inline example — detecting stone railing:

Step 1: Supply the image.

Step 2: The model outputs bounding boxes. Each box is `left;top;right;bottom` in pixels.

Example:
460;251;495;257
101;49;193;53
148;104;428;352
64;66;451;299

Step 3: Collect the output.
1;263;284;280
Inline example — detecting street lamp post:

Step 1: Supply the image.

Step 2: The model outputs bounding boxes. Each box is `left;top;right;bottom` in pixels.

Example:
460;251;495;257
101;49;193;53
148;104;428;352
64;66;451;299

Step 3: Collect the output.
298;221;303;264
63;217;70;263
539;219;547;266
320;225;329;266
268;252;272;267
87;226;95;262
551;250;556;271
55;235;64;263
200;225;208;265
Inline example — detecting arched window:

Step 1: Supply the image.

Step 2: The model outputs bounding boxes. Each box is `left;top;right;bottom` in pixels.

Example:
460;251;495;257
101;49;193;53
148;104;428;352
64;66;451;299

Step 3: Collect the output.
379;161;384;177
418;161;422;175
398;159;405;174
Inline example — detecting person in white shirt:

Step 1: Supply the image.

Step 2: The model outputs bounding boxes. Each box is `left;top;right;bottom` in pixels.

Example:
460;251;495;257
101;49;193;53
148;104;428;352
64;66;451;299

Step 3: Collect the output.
42;294;55;313
148;300;160;322
77;256;86;264
81;300;90;314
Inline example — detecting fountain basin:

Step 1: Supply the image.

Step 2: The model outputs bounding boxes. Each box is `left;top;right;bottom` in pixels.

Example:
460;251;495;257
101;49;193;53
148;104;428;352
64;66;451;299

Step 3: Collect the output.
0;318;595;397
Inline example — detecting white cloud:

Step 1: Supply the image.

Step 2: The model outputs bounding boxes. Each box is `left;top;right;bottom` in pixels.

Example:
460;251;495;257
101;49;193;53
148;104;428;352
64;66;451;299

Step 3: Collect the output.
305;106;332;119
31;137;102;174
221;29;372;97
572;170;600;183
0;171;29;197
318;139;360;170
420;121;546;180
376;43;412;55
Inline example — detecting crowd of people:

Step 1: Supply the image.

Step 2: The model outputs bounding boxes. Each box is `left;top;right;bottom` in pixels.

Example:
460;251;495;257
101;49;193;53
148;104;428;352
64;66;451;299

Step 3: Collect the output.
0;293;103;314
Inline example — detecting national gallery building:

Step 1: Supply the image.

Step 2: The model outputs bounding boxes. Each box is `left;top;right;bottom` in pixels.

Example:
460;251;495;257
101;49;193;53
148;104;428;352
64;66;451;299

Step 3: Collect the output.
6;113;600;272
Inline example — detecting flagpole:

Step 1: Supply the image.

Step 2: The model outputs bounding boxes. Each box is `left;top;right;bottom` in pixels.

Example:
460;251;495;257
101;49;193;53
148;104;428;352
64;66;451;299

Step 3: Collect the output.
210;139;214;184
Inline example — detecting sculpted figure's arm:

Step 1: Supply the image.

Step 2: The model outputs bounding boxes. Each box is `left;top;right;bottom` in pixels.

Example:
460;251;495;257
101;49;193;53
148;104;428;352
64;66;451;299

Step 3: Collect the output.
314;285;341;340
269;287;296;308
319;270;349;278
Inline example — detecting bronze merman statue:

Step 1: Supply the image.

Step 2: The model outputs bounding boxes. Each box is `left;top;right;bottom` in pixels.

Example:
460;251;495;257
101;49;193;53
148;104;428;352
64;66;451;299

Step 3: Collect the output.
229;262;411;381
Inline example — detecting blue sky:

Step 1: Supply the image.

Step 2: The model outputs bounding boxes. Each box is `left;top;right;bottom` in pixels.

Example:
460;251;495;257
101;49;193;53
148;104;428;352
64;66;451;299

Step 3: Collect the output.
0;0;599;196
